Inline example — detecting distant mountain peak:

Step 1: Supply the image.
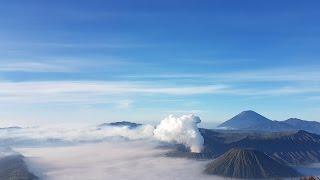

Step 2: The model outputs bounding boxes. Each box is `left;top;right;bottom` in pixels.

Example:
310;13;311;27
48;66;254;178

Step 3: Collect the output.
97;121;142;129
218;110;271;129
240;110;258;114
238;110;265;117
286;118;302;121
0;126;22;130
217;110;320;134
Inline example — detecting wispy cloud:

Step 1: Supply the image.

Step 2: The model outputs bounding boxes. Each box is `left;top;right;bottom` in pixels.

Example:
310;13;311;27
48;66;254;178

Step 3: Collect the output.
122;66;320;97
307;96;320;101
115;100;134;108
0;41;150;49
225;86;320;96
0;59;134;73
0;81;227;104
126;66;320;83
0;62;74;72
0;65;319;105
0;79;318;105
172;58;254;66
163;109;204;114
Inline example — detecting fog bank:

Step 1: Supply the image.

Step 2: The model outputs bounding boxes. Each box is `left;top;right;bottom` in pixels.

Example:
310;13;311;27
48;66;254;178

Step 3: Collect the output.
1;114;204;153
16;140;224;180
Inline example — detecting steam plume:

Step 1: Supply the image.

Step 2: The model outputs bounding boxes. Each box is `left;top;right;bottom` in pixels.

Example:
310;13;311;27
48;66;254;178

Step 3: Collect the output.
153;114;204;153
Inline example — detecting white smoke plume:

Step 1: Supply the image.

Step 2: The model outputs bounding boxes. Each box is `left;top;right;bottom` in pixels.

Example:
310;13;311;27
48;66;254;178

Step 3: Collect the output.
153;114;204;153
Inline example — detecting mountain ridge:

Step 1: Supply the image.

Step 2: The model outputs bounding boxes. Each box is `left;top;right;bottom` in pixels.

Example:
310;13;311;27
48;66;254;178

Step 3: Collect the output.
97;121;142;129
169;129;320;165
218;110;320;134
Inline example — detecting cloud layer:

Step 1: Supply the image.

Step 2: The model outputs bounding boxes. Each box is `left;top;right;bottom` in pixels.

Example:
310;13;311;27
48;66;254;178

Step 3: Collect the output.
0;125;155;146
16;140;221;180
0;114;204;153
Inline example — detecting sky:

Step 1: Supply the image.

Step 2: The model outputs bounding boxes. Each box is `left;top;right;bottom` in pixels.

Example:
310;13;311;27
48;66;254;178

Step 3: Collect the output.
0;0;320;127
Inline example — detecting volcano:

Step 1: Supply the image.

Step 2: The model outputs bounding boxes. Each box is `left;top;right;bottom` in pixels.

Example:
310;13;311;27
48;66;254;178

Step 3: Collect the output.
205;148;300;178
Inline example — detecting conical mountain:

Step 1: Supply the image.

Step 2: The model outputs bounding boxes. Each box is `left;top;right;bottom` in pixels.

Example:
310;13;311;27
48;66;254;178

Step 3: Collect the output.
218;110;272;129
205;148;301;178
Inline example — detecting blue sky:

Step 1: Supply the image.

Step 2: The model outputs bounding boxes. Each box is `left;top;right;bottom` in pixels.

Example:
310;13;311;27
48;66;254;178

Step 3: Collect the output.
0;0;320;127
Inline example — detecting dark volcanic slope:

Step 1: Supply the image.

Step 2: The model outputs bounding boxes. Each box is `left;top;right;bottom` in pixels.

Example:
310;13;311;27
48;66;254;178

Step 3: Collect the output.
0;155;37;180
205;148;300;179
231;130;320;164
284;118;320;134
170;129;320;165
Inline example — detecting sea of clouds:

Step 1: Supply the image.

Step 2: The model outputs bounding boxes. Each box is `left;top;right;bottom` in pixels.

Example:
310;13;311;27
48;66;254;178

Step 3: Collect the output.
0;114;204;152
0;114;215;180
16;140;222;180
1;114;320;179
